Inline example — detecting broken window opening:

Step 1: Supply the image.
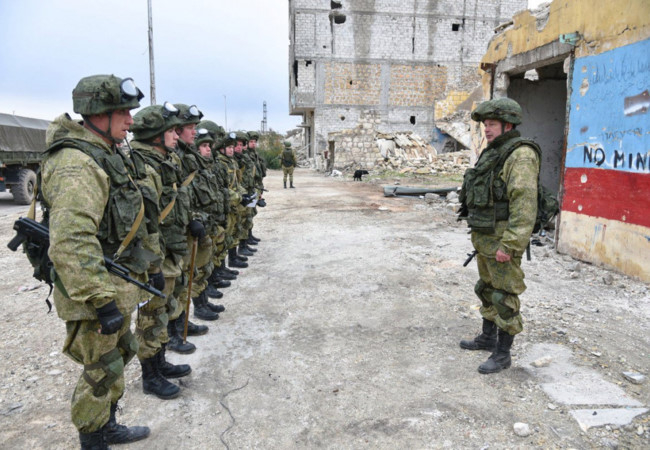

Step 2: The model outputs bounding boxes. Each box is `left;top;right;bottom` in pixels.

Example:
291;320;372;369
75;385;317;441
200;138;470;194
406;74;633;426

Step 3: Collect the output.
410;116;416;125
333;14;346;24
293;60;299;87
349;80;354;86
452;23;461;31
412;37;415;54
331;1;342;9
305;60;312;66
340;116;346;121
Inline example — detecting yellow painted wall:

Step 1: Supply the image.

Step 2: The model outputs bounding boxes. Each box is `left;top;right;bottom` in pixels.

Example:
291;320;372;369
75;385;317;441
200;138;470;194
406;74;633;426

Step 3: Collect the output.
558;211;650;282
479;0;650;93
434;90;472;119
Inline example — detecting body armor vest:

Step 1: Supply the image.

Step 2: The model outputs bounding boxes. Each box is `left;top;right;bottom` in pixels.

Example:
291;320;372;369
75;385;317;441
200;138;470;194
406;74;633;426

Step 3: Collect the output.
44;139;154;274
459;131;541;233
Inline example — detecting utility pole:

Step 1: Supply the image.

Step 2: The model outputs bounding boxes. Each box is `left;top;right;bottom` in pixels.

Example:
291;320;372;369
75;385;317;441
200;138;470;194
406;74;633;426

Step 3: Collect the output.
223;95;228;131
261;101;268;134
147;0;156;105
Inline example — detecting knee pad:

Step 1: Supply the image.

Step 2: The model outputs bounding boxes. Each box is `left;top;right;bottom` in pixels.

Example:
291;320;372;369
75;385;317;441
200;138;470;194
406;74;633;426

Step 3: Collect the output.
491;289;518;321
474;280;491;308
83;347;123;398
117;329;139;366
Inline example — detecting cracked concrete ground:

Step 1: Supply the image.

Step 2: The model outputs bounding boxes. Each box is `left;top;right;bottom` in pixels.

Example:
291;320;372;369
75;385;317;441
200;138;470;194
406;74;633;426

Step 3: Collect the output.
0;169;648;449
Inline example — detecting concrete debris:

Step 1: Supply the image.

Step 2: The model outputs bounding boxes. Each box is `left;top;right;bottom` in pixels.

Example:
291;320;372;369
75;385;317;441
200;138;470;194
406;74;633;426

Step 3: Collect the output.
513;422;532;437
530;356;553;368
622;372;646;385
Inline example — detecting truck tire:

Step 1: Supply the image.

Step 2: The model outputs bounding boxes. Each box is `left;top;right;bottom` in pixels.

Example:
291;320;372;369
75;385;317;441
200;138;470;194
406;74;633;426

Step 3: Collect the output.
13;168;37;205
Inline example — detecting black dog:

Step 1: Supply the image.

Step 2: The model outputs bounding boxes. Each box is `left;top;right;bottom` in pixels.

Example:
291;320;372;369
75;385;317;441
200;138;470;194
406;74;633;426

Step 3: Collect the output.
353;169;369;181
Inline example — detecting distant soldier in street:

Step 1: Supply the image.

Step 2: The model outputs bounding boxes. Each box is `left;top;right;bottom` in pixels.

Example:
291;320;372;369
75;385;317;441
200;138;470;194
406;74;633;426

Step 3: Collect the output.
281;141;297;188
130;103;196;400
458;98;541;374
41;74;151;448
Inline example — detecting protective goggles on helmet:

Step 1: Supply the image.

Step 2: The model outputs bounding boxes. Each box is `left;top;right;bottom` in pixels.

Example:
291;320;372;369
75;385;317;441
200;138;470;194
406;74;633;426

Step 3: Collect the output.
196;128;211;137
162;101;180;118
120;78;144;102
183;105;201;120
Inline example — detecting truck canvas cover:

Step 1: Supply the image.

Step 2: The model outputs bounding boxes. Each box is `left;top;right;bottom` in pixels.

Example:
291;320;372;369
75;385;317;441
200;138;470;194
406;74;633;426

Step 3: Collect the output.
0;113;50;154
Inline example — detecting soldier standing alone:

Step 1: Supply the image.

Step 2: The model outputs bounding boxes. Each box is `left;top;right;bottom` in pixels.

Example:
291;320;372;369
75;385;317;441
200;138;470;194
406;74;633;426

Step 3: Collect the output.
281;141;297;188
458;98;541;374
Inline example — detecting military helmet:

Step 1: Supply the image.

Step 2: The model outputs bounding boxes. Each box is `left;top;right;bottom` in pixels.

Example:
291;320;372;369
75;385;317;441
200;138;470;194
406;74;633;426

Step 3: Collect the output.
235;130;248;143
73;74;144;115
470;98;522;125
222;131;238;148
283;141;292;148
197;120;226;139
247;131;260;141
174;103;203;126
195;127;215;147
131;102;182;141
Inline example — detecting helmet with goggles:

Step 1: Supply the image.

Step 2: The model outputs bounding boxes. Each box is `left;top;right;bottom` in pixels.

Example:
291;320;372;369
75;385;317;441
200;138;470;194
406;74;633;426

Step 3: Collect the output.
197;120;226;139
174;103;203;126
73;75;144;115
194;127;215;147
131;102;182;141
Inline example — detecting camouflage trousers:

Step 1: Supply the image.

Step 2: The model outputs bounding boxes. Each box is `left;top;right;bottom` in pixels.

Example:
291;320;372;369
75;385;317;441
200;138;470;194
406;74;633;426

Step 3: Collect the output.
136;275;180;359
176;234;214;309
236;204;253;241
62;314;138;433
282;166;294;183
474;253;525;335
224;212;238;250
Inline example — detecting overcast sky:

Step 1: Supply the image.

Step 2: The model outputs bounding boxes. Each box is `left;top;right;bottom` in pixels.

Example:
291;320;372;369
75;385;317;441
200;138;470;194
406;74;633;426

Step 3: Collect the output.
0;0;545;135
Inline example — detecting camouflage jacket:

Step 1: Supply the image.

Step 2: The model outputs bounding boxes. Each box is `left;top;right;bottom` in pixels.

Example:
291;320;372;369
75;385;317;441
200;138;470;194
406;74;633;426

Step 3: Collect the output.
176;140;225;233
466;131;540;257
216;152;243;208
41;114;155;320
235;151;257;194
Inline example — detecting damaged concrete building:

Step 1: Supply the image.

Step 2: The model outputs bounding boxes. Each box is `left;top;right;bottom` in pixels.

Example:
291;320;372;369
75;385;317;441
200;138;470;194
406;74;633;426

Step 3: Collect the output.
476;0;650;281
288;0;527;169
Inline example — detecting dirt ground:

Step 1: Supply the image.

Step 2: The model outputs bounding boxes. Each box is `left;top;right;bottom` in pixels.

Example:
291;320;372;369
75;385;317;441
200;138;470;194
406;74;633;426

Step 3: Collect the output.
0;169;648;449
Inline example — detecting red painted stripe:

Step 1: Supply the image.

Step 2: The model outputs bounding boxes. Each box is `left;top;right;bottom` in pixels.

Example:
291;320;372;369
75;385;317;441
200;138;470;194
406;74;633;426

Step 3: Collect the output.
561;168;650;228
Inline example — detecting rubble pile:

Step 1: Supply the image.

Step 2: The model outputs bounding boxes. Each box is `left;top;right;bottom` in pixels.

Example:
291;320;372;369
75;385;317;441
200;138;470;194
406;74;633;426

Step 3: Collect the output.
374;147;472;175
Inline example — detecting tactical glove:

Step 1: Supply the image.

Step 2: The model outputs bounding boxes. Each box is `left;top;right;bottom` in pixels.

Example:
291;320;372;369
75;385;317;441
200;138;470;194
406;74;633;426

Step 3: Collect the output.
96;300;124;335
257;198;267;207
240;195;251;205
148;272;165;291
188;220;206;239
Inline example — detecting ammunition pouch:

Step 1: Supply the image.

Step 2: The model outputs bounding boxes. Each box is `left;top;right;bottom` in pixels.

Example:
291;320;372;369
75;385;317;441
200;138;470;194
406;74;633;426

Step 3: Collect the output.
491;289;519;321
118;329;139;365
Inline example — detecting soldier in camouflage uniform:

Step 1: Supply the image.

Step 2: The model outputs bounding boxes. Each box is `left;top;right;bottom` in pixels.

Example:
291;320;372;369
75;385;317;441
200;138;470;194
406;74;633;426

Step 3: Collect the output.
280;141;297;188
130;103;197;400
215;132;250;269
41;75;151;448
458;98;540;374
173;104;226;321
194;125;237;292
244;131;265;244
234;131;258;257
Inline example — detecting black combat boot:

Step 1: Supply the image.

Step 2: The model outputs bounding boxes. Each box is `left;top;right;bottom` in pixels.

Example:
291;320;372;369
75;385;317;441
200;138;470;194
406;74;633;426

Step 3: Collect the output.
248;230;260;244
216;262;237;280
238;242;255;256
228;248;248;268
176;311;209;336
139;356;180;400
79;430;107;450
290;181;295;188
205;283;224;299
157;344;191;379
209;267;232;287
203;286;225;312
166;318;197;354
192;291;219;320
103;402;150;445
240;240;257;252
284;180;287;189
460;319;497;351
478;329;515;374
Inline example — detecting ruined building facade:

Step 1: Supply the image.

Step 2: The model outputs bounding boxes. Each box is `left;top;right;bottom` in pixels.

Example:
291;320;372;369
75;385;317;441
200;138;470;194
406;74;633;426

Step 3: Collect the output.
288;0;527;167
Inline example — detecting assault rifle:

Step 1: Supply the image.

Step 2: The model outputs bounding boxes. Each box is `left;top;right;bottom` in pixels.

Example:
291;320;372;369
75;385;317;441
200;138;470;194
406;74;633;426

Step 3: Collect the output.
8;217;165;299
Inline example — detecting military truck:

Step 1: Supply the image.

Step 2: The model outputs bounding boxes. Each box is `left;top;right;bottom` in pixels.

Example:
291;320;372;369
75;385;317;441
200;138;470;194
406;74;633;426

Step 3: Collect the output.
0;113;49;205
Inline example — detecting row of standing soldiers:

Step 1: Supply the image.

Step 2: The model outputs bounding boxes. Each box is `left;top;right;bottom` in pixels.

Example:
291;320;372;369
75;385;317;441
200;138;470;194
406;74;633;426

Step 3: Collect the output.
38;74;267;449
